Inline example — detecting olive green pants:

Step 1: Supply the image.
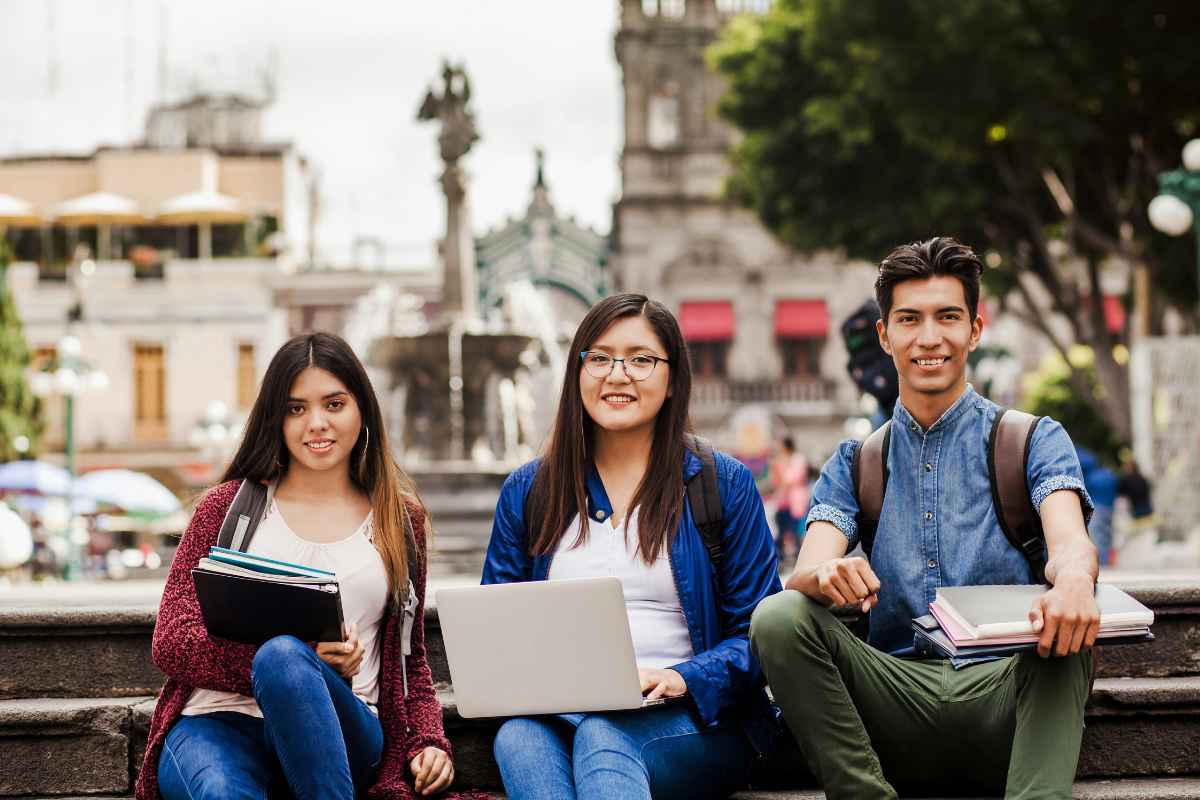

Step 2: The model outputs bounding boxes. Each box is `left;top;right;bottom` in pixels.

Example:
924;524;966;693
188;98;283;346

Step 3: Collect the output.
750;591;1092;800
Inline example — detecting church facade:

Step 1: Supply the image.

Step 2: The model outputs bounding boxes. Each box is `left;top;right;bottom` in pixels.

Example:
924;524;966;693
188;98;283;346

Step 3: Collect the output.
611;0;877;458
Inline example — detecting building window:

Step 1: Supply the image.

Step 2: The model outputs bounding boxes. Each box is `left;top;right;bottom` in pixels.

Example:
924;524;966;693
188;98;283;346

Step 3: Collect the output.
647;82;681;149
237;343;257;410
689;340;729;378
643;0;686;18
779;337;824;377
133;343;167;442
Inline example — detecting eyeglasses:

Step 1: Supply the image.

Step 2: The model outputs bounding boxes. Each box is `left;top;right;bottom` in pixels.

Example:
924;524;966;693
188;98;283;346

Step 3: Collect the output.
579;351;669;382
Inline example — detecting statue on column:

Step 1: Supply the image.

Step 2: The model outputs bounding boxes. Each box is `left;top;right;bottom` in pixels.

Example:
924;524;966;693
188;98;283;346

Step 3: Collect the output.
417;59;480;322
417;61;480;167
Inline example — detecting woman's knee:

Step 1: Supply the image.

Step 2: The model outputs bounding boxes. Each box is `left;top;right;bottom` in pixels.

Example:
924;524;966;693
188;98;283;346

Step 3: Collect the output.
573;715;637;762
494;717;556;764
251;635;317;687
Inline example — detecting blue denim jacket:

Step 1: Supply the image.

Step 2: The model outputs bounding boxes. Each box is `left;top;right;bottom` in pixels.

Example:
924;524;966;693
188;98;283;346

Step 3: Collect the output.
808;386;1094;658
481;448;783;752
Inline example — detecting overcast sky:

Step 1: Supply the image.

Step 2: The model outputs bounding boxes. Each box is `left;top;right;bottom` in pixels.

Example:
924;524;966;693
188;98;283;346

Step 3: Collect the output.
0;0;621;267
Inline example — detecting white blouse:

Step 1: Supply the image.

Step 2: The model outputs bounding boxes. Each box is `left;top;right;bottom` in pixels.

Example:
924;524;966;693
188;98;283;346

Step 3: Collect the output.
182;497;390;718
547;508;694;669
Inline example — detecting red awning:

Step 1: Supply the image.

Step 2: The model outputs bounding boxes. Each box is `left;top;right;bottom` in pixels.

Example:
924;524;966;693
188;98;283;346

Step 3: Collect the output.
1104;295;1126;334
775;299;830;338
679;301;735;342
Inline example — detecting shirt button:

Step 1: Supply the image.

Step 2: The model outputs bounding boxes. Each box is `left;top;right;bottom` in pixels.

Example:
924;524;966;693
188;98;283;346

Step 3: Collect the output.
925;463;933;472
595;509;606;521
928;559;937;569
925;511;933;521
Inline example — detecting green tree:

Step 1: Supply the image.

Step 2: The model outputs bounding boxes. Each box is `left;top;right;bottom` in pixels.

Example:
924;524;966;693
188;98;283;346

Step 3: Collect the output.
1023;347;1124;464
710;0;1200;443
0;238;41;461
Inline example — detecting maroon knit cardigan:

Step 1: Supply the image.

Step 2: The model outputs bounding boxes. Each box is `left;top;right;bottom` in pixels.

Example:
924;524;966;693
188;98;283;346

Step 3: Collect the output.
135;479;487;800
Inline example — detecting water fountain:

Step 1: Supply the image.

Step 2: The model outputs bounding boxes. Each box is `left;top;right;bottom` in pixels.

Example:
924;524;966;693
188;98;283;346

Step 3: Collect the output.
367;62;540;573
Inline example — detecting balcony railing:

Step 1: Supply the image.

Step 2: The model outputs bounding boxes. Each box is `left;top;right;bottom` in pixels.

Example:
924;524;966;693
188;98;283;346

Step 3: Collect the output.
692;377;836;414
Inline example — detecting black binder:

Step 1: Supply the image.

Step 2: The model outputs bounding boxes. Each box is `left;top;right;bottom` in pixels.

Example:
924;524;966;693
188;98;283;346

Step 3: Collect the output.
192;568;345;645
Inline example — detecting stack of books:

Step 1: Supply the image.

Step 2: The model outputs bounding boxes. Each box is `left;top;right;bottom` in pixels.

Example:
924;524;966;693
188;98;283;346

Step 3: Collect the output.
912;583;1154;659
193;546;344;645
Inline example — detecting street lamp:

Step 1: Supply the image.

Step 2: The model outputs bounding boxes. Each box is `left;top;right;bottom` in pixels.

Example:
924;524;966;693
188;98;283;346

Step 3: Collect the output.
29;334;109;579
1148;138;1200;316
189;400;243;480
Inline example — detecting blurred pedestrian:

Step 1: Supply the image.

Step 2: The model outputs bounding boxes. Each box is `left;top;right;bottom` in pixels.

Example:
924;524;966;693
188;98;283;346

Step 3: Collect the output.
770;437;810;565
1076;447;1119;566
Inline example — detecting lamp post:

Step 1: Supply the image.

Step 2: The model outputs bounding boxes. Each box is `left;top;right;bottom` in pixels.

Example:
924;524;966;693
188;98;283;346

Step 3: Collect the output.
189;400;243;481
1148;139;1200;317
29;334;109;579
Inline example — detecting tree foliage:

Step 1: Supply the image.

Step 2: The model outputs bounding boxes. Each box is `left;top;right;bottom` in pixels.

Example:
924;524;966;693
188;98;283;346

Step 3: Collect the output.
0;239;41;461
711;0;1200;441
1023;348;1124;464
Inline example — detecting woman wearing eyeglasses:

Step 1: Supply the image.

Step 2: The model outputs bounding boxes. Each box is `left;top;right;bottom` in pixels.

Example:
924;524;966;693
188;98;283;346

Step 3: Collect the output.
482;294;782;800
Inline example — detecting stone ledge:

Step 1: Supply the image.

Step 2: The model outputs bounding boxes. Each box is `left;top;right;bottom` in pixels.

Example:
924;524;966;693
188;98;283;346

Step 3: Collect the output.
0;696;150;796
25;777;1200;800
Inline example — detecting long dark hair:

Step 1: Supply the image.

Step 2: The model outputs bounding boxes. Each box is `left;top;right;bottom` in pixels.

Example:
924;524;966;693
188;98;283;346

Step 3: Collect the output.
220;332;420;607
529;294;693;564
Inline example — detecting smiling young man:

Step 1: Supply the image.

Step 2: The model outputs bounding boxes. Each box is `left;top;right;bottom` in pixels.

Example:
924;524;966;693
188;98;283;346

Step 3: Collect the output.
750;238;1099;799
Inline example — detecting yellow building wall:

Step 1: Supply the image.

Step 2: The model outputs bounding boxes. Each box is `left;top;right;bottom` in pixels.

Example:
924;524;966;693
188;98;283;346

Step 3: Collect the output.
219;158;285;215
0;161;97;217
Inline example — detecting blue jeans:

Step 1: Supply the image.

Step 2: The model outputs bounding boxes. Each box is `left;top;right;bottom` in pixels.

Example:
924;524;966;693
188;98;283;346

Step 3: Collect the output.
493;704;755;800
158;635;384;799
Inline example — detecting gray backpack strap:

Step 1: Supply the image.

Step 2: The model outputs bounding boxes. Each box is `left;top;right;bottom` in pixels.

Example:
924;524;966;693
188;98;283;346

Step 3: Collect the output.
399;511;419;698
216;480;272;552
988;408;1047;583
852;421;891;558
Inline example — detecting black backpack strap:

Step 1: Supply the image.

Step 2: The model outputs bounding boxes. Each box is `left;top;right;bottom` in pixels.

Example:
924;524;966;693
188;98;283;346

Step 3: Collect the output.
988;408;1047;583
216;480;272;552
683;433;725;567
851;421;891;558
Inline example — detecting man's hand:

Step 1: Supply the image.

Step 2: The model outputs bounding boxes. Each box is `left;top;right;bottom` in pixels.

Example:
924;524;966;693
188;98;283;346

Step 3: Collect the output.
638;667;688;701
814;556;881;612
316;623;364;679
1028;575;1099;658
410;746;454;795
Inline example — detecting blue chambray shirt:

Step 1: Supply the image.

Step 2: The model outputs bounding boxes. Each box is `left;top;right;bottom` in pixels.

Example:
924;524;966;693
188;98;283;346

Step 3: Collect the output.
807;385;1094;658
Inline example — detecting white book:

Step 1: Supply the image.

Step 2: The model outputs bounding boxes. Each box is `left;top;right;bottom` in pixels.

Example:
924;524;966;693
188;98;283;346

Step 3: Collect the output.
932;583;1154;640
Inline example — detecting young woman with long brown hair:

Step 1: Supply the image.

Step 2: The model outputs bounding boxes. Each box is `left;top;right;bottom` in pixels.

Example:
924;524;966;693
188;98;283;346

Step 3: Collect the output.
482;294;782;799
137;332;478;799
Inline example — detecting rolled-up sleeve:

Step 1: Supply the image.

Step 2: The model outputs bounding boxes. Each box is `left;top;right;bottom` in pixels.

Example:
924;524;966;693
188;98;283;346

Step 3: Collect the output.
805;439;862;549
1026;418;1094;524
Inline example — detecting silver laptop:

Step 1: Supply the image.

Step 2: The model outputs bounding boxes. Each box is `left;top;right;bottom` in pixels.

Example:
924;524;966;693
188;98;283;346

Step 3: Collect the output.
436;577;674;719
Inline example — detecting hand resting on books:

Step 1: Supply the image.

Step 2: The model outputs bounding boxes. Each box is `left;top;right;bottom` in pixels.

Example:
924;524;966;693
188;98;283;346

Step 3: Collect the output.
316;622;364;678
1028;574;1101;658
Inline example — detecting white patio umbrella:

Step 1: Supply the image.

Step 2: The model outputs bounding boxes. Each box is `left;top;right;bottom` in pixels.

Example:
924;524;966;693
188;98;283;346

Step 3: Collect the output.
158;190;250;259
0;193;42;228
54;192;146;259
75;469;181;517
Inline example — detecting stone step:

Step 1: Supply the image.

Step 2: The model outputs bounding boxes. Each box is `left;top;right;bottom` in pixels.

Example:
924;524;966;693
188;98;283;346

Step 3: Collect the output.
3;580;1194;701
4;677;1197;797
0;607;160;701
20;781;1200;800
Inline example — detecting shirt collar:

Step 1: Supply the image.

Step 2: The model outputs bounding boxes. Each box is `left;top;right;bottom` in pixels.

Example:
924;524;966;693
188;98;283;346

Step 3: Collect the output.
892;384;979;435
